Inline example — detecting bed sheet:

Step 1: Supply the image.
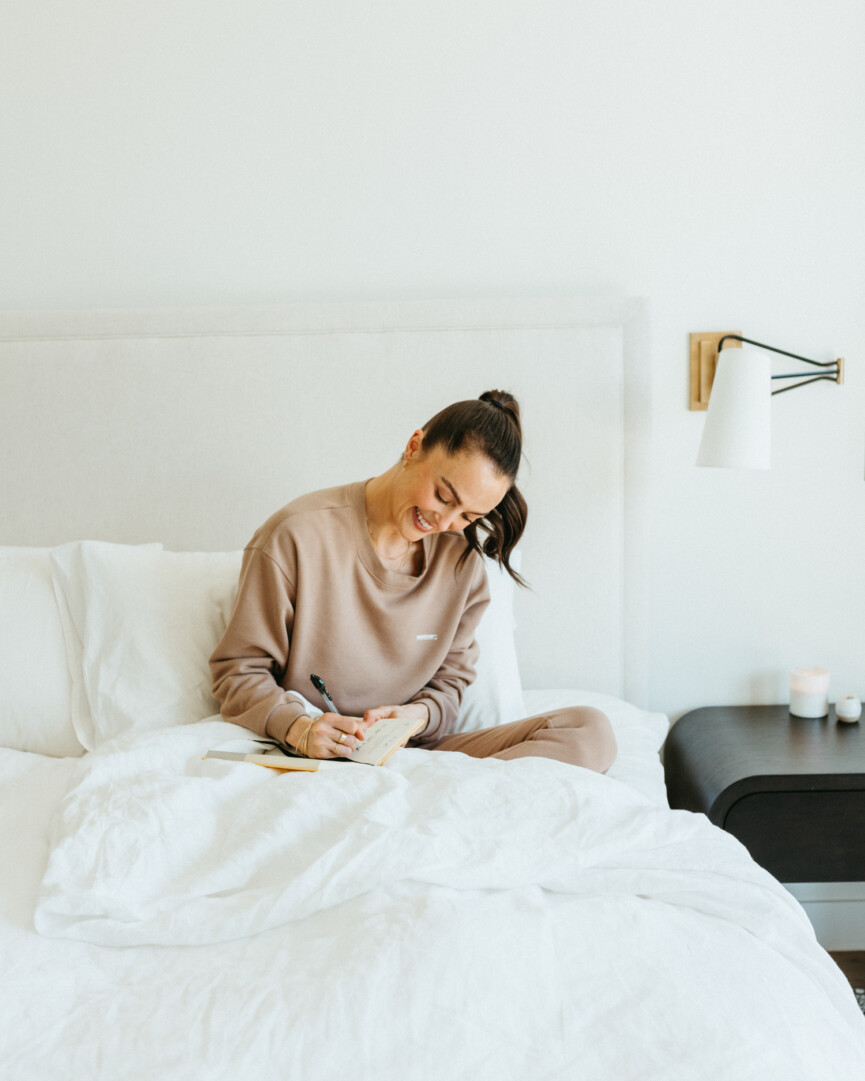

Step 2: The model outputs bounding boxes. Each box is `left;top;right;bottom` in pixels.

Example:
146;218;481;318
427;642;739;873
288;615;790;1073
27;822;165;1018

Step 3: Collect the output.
2;717;865;1081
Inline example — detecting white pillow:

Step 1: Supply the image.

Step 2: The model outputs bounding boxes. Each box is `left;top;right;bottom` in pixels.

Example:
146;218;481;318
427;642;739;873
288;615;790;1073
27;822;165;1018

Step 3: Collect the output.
50;542;242;751
455;552;525;733
0;547;85;757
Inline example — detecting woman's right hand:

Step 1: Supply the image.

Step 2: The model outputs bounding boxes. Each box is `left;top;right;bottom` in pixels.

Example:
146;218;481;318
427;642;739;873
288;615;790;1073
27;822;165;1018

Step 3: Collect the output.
286;713;369;759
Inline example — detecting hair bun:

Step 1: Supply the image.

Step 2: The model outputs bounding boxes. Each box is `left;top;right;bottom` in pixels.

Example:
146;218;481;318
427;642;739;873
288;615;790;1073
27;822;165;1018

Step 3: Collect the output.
479;390;520;431
481;389;515;407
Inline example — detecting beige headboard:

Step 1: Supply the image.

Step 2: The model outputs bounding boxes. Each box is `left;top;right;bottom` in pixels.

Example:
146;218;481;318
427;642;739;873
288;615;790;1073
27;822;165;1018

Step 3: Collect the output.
0;297;650;704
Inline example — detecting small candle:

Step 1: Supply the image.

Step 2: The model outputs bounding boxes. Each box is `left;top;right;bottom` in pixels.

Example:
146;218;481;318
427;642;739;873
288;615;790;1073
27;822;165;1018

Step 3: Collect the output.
789;667;830;718
836;694;862;723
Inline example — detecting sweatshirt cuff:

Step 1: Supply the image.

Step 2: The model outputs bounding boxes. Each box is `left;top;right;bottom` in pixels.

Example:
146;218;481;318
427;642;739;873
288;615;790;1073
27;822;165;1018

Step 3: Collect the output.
408;695;445;747
264;700;309;746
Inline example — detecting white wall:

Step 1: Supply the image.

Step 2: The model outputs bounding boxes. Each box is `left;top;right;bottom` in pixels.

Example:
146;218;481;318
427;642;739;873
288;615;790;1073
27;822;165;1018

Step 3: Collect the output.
2;0;864;720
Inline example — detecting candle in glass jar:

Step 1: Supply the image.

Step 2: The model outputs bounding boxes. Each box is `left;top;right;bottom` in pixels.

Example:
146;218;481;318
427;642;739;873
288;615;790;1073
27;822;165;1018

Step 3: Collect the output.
789;667;830;718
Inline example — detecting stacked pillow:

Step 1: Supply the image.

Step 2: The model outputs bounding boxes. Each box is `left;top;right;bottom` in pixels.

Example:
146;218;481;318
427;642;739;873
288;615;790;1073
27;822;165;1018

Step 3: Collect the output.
0;547;84;756
0;541;525;756
50;543;244;752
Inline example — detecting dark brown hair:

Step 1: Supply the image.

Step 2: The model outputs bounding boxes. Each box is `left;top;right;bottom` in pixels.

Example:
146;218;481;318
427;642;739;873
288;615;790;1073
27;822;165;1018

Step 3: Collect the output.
420;390;527;585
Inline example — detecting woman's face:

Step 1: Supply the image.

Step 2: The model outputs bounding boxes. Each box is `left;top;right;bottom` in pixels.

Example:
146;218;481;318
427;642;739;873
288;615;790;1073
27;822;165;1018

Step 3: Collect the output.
392;431;511;540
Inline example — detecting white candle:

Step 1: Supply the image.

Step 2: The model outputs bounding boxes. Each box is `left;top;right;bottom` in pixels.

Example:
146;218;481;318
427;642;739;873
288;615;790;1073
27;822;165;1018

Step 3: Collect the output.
836;694;862;723
789;667;830;718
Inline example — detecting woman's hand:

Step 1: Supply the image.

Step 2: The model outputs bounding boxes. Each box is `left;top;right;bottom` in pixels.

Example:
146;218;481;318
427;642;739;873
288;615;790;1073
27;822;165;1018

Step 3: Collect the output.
362;702;430;745
286;713;368;759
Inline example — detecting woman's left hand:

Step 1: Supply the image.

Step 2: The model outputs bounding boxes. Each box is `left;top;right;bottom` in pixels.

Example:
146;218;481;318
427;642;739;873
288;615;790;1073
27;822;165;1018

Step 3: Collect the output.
362;702;430;744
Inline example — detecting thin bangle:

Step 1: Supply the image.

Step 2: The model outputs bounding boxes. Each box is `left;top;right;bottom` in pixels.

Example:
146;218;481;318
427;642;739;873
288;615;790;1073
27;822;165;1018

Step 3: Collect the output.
287;714;313;756
296;718;316;757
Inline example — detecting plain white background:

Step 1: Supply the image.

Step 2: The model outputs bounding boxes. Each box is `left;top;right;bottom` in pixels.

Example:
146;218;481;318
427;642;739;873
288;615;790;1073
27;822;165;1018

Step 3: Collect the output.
1;0;864;721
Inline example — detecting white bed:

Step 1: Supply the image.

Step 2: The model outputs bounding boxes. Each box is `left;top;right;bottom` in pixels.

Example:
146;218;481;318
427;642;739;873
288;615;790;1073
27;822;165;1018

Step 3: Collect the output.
1;300;864;1079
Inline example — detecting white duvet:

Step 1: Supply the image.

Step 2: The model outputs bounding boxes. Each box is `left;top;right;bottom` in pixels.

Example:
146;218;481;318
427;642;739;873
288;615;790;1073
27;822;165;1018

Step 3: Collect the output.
2;716;864;1080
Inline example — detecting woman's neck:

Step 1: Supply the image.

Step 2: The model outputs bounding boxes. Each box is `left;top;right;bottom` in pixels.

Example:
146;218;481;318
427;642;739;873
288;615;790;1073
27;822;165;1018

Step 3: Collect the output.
364;468;410;558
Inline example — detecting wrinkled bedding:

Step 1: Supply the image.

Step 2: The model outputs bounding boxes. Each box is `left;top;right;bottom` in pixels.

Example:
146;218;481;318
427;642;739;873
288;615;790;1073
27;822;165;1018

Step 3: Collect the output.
0;716;860;1080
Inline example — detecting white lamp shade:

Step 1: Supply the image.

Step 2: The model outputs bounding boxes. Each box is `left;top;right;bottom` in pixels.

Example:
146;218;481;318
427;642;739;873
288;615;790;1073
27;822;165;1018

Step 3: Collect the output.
697;347;771;469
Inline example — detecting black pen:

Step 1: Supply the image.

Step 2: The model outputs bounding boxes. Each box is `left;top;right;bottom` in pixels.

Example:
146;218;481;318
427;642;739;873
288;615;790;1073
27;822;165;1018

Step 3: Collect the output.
310;674;339;715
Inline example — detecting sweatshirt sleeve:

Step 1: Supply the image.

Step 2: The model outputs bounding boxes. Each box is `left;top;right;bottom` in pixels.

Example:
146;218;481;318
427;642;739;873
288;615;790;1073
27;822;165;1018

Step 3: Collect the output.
408;557;491;747
209;546;310;744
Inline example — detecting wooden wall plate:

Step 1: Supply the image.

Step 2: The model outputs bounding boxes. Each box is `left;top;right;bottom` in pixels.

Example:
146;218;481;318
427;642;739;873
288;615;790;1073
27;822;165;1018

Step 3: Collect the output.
689;331;741;410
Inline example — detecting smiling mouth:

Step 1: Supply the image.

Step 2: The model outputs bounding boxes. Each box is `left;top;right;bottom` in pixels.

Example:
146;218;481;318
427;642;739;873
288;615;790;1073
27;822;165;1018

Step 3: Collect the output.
413;507;435;532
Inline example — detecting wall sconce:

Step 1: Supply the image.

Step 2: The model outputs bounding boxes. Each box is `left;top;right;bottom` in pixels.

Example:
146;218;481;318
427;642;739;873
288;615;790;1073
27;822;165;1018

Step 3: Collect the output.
690;332;844;469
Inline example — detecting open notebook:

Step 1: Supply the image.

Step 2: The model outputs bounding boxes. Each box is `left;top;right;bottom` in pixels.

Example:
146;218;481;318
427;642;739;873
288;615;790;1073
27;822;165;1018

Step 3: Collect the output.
205;713;424;771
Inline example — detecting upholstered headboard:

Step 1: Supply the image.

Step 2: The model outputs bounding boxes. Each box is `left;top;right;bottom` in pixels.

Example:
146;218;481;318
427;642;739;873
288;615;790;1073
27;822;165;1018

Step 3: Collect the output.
0;297;650;704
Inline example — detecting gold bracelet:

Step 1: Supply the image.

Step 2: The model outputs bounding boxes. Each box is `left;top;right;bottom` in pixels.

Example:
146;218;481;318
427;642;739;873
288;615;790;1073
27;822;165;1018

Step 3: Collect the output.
296;718;316;758
289;715;314;757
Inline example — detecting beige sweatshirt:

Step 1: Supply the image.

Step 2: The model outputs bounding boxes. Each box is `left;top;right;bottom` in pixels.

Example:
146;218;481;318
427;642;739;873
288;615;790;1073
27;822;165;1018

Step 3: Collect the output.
209;481;490;747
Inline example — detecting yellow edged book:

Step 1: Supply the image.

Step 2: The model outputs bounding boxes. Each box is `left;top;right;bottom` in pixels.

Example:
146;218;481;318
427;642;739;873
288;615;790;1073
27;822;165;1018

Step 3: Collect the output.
204;715;425;772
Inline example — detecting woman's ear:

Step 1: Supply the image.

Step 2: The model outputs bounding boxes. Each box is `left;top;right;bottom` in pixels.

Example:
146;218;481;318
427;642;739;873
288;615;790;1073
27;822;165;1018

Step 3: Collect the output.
404;429;425;462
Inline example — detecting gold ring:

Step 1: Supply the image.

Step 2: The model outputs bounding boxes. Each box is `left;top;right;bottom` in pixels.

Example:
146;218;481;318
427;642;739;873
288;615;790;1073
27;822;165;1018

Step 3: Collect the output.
336;733;347;745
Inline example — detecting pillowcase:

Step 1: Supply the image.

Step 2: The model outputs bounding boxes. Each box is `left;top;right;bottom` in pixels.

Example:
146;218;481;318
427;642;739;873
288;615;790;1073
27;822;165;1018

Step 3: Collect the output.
0;547;85;756
455;552;525;733
50;542;242;751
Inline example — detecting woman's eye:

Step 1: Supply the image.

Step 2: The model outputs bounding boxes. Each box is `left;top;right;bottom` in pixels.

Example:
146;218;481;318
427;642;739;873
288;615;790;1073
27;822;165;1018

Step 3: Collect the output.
435;490;448;504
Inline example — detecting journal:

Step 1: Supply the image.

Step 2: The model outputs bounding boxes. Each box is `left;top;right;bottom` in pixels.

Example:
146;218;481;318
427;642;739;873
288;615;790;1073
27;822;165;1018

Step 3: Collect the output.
205;715;424;771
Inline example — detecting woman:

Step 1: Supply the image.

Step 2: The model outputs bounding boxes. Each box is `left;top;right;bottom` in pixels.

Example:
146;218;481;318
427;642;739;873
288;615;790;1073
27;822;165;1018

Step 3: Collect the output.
209;390;616;772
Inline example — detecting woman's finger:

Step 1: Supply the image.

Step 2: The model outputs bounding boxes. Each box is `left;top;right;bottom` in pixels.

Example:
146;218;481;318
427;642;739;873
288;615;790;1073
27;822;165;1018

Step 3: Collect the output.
362;707;395;726
311;719;359;757
321;713;366;739
330;728;358;755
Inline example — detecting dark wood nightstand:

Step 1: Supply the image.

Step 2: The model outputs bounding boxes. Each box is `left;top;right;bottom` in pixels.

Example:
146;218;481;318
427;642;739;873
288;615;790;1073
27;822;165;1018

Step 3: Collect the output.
663;705;865;883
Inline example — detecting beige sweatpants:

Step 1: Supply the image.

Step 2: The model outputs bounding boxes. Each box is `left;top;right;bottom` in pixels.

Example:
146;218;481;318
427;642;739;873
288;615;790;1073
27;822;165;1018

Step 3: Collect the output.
428;707;617;774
